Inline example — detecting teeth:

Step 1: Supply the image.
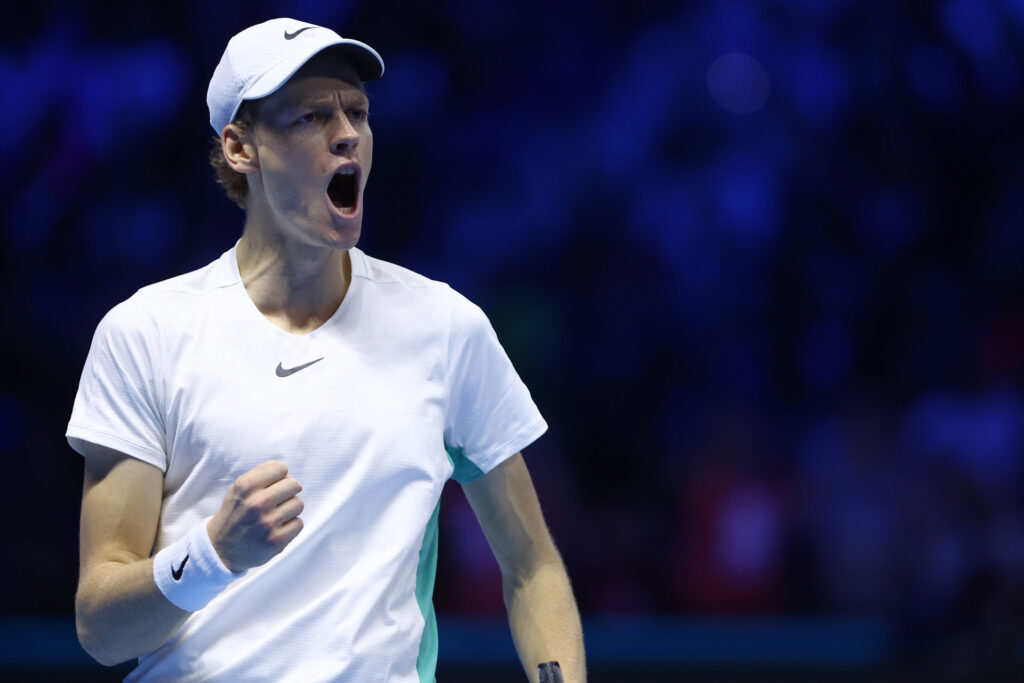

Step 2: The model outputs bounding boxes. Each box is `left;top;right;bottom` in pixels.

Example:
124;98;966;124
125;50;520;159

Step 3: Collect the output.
337;167;355;175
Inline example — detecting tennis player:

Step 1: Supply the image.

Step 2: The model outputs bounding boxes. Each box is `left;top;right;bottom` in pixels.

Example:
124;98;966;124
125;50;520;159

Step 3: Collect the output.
68;18;585;682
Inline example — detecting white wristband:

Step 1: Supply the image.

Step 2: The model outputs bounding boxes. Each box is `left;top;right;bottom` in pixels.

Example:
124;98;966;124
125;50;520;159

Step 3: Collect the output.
153;518;245;612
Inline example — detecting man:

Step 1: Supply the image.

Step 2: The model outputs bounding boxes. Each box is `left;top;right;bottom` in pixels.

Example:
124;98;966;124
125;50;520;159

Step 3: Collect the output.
68;18;585;682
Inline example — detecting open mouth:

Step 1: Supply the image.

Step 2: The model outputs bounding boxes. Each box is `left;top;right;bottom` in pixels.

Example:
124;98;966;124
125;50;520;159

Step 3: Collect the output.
328;168;358;213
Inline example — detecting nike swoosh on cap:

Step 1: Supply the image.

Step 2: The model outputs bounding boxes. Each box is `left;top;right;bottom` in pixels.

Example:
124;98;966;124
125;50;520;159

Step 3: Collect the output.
276;357;324;377
284;26;315;40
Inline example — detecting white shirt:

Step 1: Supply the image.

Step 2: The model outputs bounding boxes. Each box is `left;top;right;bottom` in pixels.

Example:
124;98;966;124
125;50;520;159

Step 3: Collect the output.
67;245;547;681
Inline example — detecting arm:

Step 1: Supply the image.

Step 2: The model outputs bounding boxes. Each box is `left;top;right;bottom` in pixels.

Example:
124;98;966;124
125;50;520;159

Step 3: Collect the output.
462;452;586;683
76;445;305;666
75;444;188;665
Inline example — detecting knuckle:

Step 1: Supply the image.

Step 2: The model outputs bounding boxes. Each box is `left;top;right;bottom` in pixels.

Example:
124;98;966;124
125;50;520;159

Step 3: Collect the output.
249;492;271;511
231;476;251;497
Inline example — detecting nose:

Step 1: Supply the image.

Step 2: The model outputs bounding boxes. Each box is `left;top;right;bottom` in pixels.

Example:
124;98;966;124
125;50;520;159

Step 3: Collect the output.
330;114;358;155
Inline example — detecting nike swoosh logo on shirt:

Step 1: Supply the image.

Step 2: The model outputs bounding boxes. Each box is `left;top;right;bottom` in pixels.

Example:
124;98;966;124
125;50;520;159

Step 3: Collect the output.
284;27;315;40
276;358;324;377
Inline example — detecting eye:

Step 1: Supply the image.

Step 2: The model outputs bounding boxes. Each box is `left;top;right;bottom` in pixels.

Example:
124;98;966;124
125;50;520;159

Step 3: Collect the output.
348;108;369;122
296;111;326;124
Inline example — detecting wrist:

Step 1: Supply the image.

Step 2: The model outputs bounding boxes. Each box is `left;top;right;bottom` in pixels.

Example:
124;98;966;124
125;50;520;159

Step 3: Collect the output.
205;518;238;572
152;518;246;611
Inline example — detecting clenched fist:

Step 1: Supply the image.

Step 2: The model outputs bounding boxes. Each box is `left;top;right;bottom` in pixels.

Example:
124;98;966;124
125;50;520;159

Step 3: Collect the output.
206;460;304;572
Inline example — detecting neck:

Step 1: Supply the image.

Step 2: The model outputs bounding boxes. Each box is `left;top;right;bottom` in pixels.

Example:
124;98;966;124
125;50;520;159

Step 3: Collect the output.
235;224;351;335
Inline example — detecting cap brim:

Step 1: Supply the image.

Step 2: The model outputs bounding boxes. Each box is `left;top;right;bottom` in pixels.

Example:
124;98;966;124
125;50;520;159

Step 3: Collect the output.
333;40;384;82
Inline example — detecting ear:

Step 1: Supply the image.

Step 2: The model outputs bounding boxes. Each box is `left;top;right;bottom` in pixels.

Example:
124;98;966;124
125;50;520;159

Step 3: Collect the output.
222;123;259;174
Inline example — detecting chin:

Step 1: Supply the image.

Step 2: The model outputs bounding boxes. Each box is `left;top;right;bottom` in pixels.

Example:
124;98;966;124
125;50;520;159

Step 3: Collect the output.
321;221;361;251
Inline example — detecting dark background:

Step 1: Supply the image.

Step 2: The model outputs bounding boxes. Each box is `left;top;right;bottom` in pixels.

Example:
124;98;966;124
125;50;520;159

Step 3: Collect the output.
2;0;1024;680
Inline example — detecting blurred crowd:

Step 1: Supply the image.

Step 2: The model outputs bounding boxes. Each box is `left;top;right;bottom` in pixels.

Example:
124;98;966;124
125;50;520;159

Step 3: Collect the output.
2;0;1023;669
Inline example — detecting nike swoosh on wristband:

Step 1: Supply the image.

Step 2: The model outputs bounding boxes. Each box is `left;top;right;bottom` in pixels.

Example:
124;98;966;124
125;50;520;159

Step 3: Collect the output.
284;27;315;40
172;555;189;581
276;357;324;377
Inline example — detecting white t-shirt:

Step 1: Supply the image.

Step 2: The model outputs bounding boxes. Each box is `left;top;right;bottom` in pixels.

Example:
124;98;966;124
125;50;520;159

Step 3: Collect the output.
67;245;547;682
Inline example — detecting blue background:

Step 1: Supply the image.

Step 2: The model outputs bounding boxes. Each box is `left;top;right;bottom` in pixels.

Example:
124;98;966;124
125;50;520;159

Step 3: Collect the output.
2;0;1024;679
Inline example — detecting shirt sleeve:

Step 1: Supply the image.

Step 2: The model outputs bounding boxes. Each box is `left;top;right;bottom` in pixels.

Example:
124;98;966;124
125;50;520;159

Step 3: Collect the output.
66;296;168;471
443;291;547;483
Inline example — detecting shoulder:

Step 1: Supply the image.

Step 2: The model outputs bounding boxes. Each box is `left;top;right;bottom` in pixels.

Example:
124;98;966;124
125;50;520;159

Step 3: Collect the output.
134;250;235;301
96;251;233;341
355;248;449;292
354;248;481;319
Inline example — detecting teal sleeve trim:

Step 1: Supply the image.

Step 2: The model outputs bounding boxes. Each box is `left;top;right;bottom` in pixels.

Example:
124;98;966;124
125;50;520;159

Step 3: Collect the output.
444;445;486;484
415;500;442;682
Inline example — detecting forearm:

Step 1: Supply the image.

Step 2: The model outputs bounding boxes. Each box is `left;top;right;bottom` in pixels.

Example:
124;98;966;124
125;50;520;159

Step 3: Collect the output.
504;559;586;683
76;555;190;666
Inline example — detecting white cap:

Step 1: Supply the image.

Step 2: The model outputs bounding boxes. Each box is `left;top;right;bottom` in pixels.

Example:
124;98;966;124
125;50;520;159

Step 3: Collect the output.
207;18;384;134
